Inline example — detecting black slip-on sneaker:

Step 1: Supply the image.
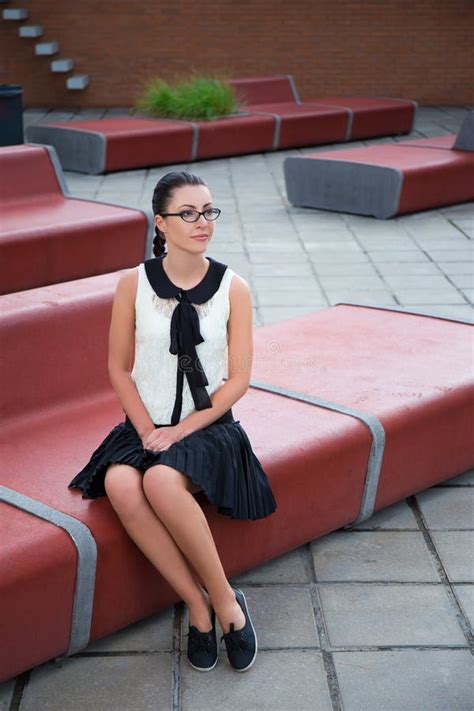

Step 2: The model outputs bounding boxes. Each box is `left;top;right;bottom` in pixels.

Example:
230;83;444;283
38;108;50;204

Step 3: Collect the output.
220;587;257;672
186;608;218;671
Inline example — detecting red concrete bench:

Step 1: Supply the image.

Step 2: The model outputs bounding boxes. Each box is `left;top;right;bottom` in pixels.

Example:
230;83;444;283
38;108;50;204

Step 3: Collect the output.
230;77;417;147
0;144;152;294
284;110;474;218
1;275;472;682
25;75;416;173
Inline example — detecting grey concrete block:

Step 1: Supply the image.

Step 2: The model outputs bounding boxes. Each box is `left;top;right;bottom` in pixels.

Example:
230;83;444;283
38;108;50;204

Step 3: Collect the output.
348;500;419;530
454;110;474;151
21;655;172;710
333;649;474;711
18;24;43;37
416;488;474;529
230;547;309;584
311;531;440;582
26;124;106;174
181;650;332;710
0;679;14;710
3;7;28;19
84;607;173;652
284;155;402;219
319;584;466;646
35;41;59;55
67;74;89;90
453;584;474;629
431;531;474;582
51;58;74;72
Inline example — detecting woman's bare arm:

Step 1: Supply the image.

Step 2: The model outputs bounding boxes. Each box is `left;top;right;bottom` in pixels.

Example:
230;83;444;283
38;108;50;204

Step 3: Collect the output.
108;268;155;441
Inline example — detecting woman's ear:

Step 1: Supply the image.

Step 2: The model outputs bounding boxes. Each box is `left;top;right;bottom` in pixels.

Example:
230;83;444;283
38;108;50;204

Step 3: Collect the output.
155;215;166;233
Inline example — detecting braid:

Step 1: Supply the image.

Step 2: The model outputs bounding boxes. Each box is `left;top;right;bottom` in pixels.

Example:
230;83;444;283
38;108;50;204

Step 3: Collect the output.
153;225;167;257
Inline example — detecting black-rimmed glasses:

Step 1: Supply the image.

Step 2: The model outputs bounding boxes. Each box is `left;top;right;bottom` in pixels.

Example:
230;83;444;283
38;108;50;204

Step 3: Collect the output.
160;208;222;223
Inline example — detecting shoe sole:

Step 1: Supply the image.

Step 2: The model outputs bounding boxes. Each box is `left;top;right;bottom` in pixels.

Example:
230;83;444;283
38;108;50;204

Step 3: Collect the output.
229;587;258;672
187;655;218;672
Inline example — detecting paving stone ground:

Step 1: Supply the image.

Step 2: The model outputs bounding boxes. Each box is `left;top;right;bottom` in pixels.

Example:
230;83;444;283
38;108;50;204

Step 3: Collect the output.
2;106;472;710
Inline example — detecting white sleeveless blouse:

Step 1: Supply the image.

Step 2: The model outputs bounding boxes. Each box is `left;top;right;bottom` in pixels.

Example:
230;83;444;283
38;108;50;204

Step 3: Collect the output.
130;260;235;425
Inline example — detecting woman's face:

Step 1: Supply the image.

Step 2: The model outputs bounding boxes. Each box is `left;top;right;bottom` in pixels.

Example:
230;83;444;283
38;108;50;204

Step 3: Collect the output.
155;184;216;253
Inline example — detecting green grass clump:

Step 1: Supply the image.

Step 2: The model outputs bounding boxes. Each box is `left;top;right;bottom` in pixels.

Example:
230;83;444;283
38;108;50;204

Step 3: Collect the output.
135;76;240;121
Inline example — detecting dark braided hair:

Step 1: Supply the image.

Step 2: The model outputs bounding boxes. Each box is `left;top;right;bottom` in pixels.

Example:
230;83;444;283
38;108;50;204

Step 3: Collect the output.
152;171;207;257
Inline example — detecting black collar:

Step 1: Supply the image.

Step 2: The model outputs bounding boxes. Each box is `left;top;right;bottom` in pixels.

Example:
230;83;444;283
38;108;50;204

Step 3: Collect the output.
144;254;227;302
142;254;229;425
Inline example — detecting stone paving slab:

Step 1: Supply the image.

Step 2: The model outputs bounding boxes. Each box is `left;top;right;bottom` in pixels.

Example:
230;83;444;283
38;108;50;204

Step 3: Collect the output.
180;650;332;711
311;531;441;582
230;548;309;584
453;585;474;629
332;649;474;711
416;488;474;529
20;655;172;710
84;608;173;653
318;583;467;646
430;532;474;582
348;499;419;530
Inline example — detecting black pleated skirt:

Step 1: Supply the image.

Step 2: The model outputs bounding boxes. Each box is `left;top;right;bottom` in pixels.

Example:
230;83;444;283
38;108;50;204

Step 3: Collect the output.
67;408;277;520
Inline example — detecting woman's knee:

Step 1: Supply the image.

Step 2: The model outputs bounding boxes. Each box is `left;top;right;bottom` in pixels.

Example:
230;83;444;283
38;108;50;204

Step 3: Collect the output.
143;464;201;501
104;464;146;519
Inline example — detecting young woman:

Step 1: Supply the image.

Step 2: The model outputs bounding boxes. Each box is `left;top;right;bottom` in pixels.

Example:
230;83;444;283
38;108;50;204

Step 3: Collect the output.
68;171;277;673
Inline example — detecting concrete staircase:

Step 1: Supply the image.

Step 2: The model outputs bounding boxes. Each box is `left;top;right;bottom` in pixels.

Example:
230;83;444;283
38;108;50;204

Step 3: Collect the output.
1;1;89;90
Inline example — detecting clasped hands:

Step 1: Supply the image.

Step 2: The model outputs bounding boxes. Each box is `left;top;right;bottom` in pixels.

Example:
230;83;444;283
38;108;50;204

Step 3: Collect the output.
141;424;184;453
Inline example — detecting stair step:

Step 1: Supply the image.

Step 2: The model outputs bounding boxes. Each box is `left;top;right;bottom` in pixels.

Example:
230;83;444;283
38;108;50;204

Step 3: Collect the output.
2;8;28;19
18;25;43;38
51;58;74;73
35;41;59;56
67;74;89;90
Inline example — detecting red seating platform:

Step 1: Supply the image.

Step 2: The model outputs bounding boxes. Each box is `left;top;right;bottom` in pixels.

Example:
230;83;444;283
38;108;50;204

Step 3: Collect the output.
284;110;474;218
1;270;472;682
230;78;417;146
0;144;151;294
25;75;417;173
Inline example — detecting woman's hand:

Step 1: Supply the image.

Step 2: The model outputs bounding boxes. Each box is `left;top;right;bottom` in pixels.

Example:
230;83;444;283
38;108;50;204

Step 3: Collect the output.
141;425;184;453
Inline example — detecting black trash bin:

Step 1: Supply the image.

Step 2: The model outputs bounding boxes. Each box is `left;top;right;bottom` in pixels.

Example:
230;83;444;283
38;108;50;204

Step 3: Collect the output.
0;84;24;147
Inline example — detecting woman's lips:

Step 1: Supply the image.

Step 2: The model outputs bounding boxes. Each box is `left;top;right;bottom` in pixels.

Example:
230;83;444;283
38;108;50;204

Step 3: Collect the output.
192;235;208;241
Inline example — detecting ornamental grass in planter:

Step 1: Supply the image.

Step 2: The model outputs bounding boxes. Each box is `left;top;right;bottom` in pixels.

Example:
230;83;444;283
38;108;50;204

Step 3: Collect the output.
135;75;241;121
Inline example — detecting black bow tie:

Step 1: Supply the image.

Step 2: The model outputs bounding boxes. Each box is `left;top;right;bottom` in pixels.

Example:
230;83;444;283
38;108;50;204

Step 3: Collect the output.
144;255;228;425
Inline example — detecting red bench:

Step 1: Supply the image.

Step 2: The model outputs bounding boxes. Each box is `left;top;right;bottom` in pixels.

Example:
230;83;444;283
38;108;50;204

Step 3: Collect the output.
1;270;472;682
284;110;474;218
230;77;416;147
0;144;152;294
25;75;417;174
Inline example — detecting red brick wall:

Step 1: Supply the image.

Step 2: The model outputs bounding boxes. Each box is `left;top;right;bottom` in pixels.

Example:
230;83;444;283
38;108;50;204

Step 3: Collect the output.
1;0;472;108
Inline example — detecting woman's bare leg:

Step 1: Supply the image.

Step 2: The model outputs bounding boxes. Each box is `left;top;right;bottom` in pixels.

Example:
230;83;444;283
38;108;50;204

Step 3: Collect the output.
104;463;214;631
142;463;246;633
